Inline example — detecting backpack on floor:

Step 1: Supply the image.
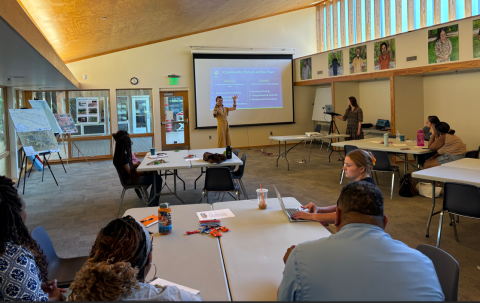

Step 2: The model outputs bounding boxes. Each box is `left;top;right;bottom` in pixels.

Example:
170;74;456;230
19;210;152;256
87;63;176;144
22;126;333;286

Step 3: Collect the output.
399;173;418;197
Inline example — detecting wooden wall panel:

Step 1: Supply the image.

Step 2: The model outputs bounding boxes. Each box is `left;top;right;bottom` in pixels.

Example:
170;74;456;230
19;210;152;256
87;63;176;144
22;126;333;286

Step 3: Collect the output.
374;0;381;39
390;76;395;133
348;0;354;45
365;0;372;41
434;0;441;25
340;0;346;47
449;0;456;21
326;0;332;50
317;4;326;52
396;0;402;34
333;0;339;48
356;0;362;42
385;0;391;36
466;0;472;17
408;0;414;31
420;0;427;28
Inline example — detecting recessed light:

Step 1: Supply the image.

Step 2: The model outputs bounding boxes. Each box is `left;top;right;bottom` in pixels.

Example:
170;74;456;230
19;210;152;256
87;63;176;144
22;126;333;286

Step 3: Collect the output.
100;47;103;49
101;17;107;20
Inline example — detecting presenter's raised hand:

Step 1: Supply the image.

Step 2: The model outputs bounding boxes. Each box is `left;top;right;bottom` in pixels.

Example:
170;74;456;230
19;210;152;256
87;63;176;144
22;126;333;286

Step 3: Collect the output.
232;94;239;102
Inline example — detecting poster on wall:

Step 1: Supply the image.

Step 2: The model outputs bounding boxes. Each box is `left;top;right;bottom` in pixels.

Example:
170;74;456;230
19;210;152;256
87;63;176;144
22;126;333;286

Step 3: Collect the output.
76;97;99;124
374;39;395;70
349;45;367;74
300;57;312;80
428;24;459;64
473;19;480;58
328;51;343;76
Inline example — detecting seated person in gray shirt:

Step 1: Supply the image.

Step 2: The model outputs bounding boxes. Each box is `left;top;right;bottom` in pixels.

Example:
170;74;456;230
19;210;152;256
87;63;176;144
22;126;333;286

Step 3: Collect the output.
278;182;444;301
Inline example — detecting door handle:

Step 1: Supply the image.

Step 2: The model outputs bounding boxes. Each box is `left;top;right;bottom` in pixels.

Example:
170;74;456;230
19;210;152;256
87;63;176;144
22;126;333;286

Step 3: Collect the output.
185;119;189;125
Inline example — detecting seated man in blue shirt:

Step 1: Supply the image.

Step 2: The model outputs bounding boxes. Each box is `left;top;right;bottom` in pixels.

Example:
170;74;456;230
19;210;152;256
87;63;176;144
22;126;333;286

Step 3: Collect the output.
278;182;444;301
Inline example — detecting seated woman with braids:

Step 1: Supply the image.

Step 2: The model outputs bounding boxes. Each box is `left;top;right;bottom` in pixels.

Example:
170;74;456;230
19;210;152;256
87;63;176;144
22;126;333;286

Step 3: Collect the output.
113;130;162;206
0;176;65;301
68;216;202;301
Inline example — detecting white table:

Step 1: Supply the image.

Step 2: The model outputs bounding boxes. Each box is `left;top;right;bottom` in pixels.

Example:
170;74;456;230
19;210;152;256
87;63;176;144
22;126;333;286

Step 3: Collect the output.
213;198;331;301
412;159;480;239
269;134;349;170
332;138;434;173
124;205;230;301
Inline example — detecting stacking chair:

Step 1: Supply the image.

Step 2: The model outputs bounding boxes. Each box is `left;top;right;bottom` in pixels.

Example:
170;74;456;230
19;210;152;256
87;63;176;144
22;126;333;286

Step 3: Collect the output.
436;182;480;248
340;145;358;184
202;167;239;203
416;244;459;301
370;150;401;199
31;227;89;288
228;149;240;172
232;154;248;199
114;164;149;218
464;149;480;159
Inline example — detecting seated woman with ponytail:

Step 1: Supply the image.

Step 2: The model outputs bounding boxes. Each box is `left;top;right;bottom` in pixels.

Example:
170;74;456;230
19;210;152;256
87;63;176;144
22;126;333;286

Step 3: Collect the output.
291;149;376;223
0;176;65;301
113;130;162;206
424;122;467;169
68;216;202;301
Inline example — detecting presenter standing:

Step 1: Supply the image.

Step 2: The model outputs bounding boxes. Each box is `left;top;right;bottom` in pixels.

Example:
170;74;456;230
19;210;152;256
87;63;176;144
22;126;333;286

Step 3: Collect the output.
337;96;363;141
214;95;238;148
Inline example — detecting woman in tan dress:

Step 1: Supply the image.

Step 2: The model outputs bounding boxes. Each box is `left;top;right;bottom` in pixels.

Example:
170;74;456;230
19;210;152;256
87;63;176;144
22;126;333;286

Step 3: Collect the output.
214;95;238;148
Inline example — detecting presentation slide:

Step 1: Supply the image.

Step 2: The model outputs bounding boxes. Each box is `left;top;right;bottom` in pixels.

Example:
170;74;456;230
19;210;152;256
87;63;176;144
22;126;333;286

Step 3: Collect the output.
193;54;294;128
209;67;283;109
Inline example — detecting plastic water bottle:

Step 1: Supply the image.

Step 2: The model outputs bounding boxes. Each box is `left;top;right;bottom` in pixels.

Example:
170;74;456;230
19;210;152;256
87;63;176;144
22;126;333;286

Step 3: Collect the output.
158;203;172;235
396;130;400;141
383;133;389;147
417;129;425;146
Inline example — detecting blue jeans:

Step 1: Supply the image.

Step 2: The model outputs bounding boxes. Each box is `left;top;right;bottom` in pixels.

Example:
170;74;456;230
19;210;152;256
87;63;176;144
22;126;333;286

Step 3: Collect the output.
436;153;466;165
136;173;162;206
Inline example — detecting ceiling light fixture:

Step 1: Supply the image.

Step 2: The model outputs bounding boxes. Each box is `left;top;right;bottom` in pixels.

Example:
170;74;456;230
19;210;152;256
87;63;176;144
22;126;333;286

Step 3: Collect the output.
6;78;12;85
101;17;107;20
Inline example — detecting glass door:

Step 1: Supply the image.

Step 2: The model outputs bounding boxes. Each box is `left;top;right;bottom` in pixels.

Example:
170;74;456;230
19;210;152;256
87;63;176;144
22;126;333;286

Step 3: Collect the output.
160;91;189;149
132;96;151;134
117;96;129;132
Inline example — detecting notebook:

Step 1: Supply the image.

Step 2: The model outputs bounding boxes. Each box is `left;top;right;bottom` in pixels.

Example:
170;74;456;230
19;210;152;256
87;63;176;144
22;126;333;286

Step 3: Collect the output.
140;215;158;227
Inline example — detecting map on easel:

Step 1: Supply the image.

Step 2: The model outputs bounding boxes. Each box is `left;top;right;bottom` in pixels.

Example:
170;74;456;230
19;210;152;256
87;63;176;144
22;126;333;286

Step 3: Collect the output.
54;113;78;133
18;130;60;156
29;100;63;134
9;109;51;132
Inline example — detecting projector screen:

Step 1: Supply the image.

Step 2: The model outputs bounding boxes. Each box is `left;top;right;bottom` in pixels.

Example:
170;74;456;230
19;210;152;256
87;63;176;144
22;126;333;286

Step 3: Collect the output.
193;53;294;129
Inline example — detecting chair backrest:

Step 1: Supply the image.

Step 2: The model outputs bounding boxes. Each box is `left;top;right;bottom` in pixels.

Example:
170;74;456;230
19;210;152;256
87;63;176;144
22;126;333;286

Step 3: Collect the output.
204;167;235;191
416;244;459;301
370;150;392;171
113;162;129;188
344;145;358;157
31;226;59;265
233;149;240;157
314;124;322;133
232;154;247;178
444;182;480;218
464;150;479;159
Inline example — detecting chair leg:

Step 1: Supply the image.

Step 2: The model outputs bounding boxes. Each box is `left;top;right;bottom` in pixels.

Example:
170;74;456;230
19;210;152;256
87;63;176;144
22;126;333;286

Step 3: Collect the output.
117;188;127;219
140;188;149;207
236;190;239;200
449;213;453;226
221;192;225;202
374;171;380;185
452;217;459;242
436;211;444;248
340;170;344;184
390;172;395;199
456;215;459;223
239;179;248;199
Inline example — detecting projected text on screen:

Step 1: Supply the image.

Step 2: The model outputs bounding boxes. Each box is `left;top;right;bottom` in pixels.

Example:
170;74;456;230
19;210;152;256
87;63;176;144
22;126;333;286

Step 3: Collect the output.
210;67;283;109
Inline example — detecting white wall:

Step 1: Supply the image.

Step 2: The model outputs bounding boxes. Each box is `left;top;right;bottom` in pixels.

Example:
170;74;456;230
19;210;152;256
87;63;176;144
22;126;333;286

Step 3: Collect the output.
423;70;480;150
395;76;424;140
67;8;317;149
358;79;391;124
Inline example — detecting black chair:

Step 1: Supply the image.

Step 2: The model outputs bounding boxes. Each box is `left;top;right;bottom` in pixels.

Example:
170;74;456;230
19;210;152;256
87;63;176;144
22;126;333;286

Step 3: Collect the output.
340;145;358;184
436;182;480;247
202;167;239;203
370;150;401;199
465;149;480;159
232;154;248;199
114;164;149;218
416;244;459;301
228;149;240;172
31;227;89;288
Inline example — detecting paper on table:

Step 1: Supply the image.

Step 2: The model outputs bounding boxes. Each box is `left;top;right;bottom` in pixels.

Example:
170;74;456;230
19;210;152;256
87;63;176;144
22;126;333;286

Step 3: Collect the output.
393;144;407;146
23;146;36;156
196;209;235;220
149;278;200;295
184;158;200;161
148;154;168;159
369;141;382;144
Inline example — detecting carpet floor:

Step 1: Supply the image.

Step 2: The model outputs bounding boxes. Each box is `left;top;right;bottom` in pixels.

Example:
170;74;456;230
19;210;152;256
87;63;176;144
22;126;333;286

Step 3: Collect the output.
20;144;480;301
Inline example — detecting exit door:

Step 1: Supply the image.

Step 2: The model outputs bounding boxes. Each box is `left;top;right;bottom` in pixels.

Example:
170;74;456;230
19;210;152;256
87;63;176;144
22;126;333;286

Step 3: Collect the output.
160;91;189;149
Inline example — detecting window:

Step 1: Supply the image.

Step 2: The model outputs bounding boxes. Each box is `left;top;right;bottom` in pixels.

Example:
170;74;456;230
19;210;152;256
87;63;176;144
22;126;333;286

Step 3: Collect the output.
0;88;6;154
32;91;66;113
69;90;110;137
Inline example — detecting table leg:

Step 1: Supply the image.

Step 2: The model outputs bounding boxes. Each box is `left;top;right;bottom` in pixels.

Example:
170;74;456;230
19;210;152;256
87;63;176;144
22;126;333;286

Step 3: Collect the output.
174;169;185;204
285;141;289;171
276;141;280;167
426;181;436;237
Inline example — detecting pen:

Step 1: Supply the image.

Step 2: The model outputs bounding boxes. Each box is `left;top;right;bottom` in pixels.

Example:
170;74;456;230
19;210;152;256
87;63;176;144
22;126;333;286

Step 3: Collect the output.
155;284;163;288
140;218;154;223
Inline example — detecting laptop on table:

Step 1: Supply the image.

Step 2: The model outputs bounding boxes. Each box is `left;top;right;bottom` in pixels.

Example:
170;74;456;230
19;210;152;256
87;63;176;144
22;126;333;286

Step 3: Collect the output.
273;185;314;223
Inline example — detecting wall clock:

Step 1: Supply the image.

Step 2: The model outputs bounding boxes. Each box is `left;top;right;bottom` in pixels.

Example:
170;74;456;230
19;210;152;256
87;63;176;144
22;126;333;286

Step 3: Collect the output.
130;77;139;85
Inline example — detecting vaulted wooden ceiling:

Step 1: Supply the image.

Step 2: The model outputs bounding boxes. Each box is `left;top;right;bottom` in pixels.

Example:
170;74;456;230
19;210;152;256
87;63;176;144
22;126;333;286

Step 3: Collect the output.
18;0;318;63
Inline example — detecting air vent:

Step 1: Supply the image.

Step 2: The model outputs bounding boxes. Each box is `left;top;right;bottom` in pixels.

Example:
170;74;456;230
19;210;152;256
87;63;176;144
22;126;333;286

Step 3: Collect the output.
406;56;417;62
317;71;323;74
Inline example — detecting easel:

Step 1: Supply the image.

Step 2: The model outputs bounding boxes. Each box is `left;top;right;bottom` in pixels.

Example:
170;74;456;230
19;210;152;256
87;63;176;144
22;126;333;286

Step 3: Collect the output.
17;148;59;194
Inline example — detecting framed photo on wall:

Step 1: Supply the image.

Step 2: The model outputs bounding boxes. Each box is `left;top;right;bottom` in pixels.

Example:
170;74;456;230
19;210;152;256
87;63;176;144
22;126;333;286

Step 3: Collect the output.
428;25;459;64
328;51;343;76
349;45;367;74
473;19;480;58
374;39;395;70
300;57;312;80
